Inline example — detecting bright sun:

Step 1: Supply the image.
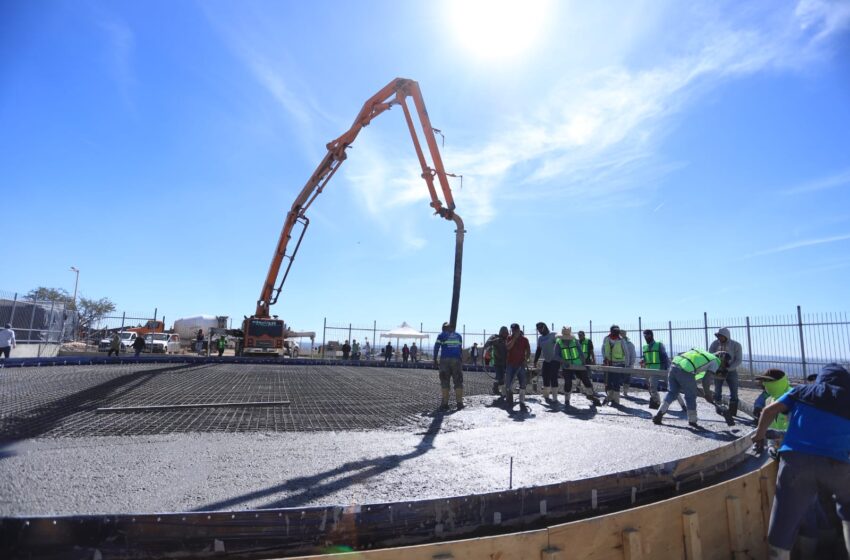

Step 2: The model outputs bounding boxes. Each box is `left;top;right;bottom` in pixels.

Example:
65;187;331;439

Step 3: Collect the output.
446;0;552;62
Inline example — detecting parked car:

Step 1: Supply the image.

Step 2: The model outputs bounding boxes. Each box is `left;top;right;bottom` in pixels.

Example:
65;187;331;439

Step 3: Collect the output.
98;332;137;352
144;333;181;354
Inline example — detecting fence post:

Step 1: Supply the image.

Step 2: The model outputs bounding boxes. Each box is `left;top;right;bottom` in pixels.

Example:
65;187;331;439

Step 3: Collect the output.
797;305;807;379
151;308;158;353
373;321;377;355
703;312;709;349
28;301;38;345
638;316;642;358
347;323;352;344
746;316;754;377
9;293;18;330
322;317;327;359
40;299;56;357
120;312;126;332
668;320;673;356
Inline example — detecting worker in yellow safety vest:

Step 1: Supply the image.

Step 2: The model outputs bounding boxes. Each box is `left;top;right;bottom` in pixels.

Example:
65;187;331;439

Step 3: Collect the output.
652;348;736;428
640;329;684;411
555;327;601;406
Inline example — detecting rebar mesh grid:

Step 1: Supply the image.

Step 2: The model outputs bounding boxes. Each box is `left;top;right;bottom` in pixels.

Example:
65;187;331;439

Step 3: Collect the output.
0;363;495;438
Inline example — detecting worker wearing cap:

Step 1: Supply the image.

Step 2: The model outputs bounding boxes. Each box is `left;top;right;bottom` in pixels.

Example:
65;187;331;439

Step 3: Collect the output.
753;363;850;560
707;327;743;416
652;348;735;427
533;322;561;404
483;326;509;398
556;327;602;407
505;324;531;411
602;325;628;405
434;321;464;411
641;329;680;410
752;369;791;457
0;323;16;359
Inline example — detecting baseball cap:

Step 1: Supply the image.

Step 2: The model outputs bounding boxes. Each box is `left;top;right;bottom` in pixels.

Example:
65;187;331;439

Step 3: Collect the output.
643;329;653;336
755;369;786;382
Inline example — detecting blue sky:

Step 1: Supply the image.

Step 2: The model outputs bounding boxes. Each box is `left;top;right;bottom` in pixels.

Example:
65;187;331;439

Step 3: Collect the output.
2;0;850;336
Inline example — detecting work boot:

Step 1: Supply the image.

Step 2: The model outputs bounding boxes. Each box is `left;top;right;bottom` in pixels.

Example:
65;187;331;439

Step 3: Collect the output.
550;389;559;406
649;397;660;410
652;411;664;425
729;401;738;417
455;388;464;410
519;390;528;412
722;407;735;426
439;388;449;411
687;409;699;427
492;381;499;395
542;387;550;401
506;390;514;409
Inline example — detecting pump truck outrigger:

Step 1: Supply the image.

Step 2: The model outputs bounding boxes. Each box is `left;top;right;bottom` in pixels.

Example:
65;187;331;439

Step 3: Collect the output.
238;78;465;357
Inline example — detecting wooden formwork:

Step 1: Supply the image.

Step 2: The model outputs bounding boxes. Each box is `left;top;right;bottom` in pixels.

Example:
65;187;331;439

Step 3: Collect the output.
285;461;778;560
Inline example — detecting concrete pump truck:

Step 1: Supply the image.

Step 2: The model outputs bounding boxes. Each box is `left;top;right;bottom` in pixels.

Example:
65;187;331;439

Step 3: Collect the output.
238;78;465;357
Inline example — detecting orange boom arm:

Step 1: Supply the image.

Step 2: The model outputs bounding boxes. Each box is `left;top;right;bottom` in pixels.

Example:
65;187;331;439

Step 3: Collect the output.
256;78;465;327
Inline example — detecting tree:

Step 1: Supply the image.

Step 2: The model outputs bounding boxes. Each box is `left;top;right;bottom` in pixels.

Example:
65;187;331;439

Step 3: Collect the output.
77;296;116;332
26;287;72;304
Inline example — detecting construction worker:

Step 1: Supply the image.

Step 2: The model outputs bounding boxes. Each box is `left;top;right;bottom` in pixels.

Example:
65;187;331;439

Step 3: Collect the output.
556;327;602;406
434;322;464;411
505;323;531;412
602;325;628;405
578;330;594;364
217;335;226;357
533;323;560;405
620;330;637;396
483;327;509;397
708;327;743;416
652;348;735;427
752;369;791;457
351;339;361;360
107;333;120;357
753;363;850;560
132;333;146;357
641;329;678;410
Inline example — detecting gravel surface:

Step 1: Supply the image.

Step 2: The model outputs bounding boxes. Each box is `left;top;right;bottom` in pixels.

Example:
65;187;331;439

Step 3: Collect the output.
0;363;753;517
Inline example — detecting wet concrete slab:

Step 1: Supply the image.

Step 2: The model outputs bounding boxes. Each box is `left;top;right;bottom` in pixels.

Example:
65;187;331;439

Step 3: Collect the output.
0;363;753;516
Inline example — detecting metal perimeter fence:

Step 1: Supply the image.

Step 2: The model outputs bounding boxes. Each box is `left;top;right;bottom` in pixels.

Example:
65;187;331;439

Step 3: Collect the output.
0;289;160;355
323;306;850;382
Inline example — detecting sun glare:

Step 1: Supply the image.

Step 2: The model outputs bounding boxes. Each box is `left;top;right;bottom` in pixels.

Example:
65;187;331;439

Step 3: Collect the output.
446;0;552;62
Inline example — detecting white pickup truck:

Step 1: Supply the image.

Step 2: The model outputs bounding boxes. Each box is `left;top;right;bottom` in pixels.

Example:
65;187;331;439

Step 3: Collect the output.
144;333;182;354
98;332;137;352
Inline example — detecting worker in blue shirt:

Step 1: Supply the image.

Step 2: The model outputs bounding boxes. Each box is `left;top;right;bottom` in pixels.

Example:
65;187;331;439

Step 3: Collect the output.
434;321;464;411
753;363;850;559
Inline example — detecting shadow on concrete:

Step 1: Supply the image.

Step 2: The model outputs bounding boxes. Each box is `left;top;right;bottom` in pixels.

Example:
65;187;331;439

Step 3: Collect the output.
0;363;200;446
194;412;446;511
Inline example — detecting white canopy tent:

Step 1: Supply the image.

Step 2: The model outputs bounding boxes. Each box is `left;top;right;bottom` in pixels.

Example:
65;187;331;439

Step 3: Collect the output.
380;322;430;360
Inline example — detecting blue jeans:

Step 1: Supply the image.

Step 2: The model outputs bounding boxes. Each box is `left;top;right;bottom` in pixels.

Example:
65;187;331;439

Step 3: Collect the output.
505;364;527;391
768;451;850;551
713;370;739;404
662;366;698;411
605;363;625;391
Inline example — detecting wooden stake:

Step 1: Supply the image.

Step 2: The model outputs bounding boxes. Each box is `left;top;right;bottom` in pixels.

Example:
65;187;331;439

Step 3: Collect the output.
726;496;745;558
682;510;703;560
623;529;643;560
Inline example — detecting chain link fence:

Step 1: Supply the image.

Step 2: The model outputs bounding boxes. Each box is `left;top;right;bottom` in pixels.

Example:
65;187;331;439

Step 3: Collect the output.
323;306;850;381
0;290;161;357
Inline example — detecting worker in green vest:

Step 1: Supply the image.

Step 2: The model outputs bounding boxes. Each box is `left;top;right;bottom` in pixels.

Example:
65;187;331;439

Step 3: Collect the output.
217;335;227;357
556;327;601;406
641;329;684;410
752;369;791;456
602;325;628;405
652;348;735;427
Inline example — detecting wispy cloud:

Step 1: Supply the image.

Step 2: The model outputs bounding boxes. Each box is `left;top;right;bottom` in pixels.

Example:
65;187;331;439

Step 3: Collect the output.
99;18;136;108
742;233;850;260
781;168;850;195
346;1;850;229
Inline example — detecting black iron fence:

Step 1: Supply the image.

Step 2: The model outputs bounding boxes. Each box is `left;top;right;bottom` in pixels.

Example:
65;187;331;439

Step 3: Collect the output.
323;306;849;381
